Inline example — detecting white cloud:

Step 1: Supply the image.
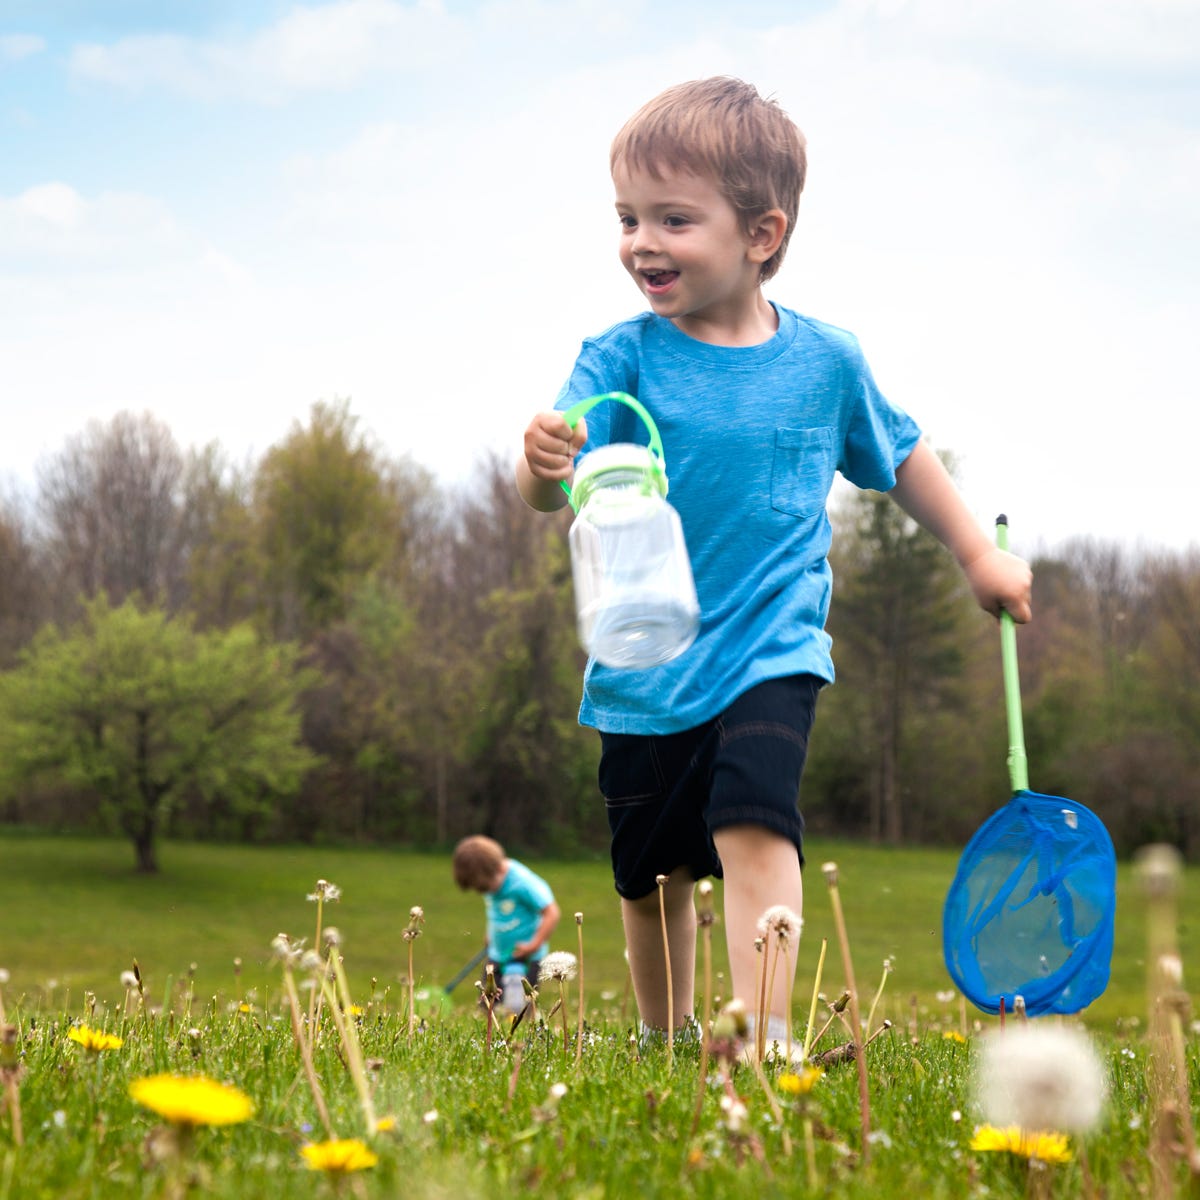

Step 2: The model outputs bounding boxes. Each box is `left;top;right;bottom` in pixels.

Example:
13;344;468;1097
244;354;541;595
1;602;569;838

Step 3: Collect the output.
0;33;45;63
68;0;466;101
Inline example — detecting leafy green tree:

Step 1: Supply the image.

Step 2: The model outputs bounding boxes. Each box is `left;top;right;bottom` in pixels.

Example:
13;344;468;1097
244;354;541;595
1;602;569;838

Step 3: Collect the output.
253;400;431;640
0;596;319;872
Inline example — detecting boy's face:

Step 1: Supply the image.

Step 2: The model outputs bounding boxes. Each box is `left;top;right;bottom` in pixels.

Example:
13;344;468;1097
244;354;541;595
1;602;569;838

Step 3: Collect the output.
613;162;766;340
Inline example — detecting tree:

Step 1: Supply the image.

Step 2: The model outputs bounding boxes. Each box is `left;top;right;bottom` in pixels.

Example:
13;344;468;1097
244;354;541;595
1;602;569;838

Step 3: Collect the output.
822;470;976;843
252;400;431;640
0;495;43;667
36;412;188;617
0;596;319;872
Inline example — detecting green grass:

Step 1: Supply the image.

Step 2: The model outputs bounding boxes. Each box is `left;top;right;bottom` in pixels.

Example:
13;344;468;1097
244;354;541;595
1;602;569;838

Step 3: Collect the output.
0;833;1197;1198
0;833;1193;1029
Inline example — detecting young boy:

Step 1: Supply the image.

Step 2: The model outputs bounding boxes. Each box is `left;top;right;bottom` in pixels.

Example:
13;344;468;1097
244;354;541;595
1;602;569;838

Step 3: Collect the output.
516;77;1032;1051
452;835;561;1012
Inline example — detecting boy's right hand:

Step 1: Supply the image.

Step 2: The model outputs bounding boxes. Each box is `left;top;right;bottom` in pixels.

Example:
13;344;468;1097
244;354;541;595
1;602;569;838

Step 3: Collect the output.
523;411;588;483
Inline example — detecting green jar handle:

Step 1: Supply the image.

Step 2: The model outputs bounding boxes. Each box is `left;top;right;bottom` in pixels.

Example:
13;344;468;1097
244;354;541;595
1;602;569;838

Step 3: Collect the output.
558;391;667;509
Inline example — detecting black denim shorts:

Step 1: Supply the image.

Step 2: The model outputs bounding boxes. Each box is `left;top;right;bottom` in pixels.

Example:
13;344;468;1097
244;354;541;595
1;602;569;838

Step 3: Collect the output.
598;674;822;900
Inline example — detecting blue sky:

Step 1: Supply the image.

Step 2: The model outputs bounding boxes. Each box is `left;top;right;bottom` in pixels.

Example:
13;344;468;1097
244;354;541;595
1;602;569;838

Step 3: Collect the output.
2;0;1198;552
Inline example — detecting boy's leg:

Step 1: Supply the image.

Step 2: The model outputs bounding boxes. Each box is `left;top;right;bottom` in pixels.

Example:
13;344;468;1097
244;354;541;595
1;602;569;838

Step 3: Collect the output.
620;870;697;1032
712;825;803;1023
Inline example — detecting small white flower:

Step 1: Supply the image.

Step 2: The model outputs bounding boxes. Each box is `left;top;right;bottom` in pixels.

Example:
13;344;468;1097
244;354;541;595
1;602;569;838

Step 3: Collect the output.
973;1023;1108;1133
549;1082;568;1101
540;952;578;982
951;1110;962;1123
423;1109;439;1124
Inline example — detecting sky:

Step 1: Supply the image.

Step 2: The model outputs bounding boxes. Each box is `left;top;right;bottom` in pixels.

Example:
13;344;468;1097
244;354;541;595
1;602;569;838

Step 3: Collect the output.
2;0;1198;556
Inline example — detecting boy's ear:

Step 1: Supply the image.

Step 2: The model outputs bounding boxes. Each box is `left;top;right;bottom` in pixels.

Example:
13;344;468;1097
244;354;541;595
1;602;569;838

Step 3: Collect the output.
745;208;788;265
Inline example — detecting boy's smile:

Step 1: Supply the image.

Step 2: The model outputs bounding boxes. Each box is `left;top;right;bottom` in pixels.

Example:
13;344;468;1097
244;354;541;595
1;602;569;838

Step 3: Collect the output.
613;162;781;346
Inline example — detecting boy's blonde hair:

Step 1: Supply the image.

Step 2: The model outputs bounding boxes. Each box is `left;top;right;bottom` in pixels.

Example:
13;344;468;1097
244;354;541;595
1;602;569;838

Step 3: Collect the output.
610;76;806;282
452;835;505;890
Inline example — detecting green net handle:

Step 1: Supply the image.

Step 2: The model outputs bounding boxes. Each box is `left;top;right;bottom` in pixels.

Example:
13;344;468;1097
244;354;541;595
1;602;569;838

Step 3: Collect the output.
996;515;1030;794
557;392;666;509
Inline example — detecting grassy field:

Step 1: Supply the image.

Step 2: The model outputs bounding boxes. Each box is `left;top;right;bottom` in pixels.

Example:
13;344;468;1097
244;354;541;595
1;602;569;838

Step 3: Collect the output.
0;832;1194;1029
0;833;1197;1198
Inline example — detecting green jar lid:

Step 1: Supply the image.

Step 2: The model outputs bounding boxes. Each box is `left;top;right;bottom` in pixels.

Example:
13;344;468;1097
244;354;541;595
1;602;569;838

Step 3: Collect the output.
571;443;668;511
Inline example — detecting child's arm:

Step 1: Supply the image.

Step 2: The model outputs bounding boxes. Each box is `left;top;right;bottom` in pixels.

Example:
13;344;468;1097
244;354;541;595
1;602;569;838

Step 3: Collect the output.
890;440;1033;622
512;900;562;961
516;412;589;512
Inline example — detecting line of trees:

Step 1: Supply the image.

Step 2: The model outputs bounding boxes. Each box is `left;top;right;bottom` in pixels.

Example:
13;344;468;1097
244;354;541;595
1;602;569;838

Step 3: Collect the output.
0;404;1195;869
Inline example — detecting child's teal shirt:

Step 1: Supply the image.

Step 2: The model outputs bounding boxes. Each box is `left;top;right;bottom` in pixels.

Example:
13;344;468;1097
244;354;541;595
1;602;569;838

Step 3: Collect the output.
555;303;922;736
484;858;555;969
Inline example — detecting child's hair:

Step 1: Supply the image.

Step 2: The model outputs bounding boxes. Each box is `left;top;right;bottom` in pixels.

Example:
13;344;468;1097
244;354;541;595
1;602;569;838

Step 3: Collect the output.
452;835;505;890
610;76;806;282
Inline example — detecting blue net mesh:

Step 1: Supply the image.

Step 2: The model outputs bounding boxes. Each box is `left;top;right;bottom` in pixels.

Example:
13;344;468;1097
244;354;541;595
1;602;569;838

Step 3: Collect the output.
943;790;1116;1015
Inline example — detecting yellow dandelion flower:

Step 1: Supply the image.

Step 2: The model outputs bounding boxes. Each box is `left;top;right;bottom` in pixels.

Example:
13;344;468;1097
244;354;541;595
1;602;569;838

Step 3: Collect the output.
67;1025;124;1054
778;1066;823;1095
969;1124;1072;1164
300;1138;379;1173
942;1031;967;1044
374;1115;396;1132
129;1074;255;1127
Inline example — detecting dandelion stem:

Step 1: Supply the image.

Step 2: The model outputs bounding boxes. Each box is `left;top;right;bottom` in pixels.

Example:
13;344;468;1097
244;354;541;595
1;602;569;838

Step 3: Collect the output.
754;938;766;1063
763;936;782;1061
802;937;828;1062
691;884;716;1140
864;961;891;1034
322;962;377;1136
656;875;674;1070
575;914;585;1069
281;964;335;1138
823;862;871;1160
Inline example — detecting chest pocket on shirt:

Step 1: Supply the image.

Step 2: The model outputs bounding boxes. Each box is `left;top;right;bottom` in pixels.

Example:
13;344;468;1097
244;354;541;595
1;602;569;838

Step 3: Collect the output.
771;426;836;519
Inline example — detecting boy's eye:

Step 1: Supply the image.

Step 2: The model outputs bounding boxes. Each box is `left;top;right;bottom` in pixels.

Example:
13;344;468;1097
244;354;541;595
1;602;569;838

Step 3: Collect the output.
664;215;689;227
618;214;637;229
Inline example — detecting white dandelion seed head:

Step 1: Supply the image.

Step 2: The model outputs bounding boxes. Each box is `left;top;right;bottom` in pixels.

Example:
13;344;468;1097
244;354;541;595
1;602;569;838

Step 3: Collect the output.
549;1082;568;1101
973;1023;1108;1134
299;950;324;973
1134;844;1182;895
307;879;341;903
821;861;839;884
423;1109;439;1124
540;951;578;982
655;873;669;886
0;969;9;985
757;905;803;942
322;926;342;948
409;906;424;922
697;881;713;898
575;912;583;924
120;970;138;988
1158;953;1184;985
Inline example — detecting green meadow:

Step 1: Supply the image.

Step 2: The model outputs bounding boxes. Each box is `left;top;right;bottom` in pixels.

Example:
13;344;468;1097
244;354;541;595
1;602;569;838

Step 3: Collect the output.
0;834;1197;1198
2;832;1194;1028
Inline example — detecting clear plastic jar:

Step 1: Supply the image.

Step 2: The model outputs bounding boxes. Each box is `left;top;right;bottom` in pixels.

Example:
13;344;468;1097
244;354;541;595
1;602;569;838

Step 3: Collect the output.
568;442;699;669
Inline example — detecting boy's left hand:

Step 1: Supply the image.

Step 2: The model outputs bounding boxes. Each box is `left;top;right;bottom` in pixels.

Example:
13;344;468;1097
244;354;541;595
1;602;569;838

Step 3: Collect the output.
964;547;1033;622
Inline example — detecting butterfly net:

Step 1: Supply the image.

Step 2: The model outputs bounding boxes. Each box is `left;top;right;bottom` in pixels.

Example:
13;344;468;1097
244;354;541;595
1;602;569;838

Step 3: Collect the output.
942;790;1116;1015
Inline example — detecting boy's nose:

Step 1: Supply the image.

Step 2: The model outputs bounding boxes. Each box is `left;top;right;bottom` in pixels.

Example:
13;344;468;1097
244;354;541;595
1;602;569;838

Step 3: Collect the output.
631;225;659;255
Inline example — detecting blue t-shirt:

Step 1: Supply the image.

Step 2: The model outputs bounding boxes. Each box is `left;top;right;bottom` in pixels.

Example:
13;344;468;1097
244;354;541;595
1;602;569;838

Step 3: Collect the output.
484;858;555;969
555;304;922;735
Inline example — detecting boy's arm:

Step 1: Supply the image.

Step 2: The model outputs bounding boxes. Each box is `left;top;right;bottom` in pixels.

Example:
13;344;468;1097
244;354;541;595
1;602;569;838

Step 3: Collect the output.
890;440;1033;622
511;901;561;961
516;412;588;512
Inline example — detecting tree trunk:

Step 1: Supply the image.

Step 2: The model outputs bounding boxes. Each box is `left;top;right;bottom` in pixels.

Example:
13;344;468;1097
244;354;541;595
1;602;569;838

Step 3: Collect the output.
133;826;159;874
